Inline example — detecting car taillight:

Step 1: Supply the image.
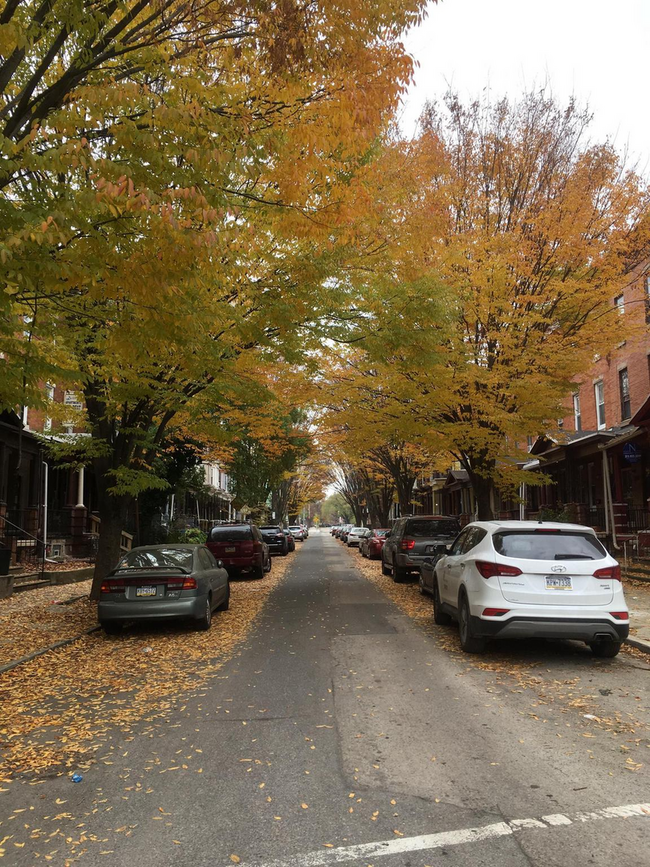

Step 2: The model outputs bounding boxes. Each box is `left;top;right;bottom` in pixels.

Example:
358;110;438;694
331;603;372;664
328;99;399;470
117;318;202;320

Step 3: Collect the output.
594;566;621;581
475;561;522;579
100;578;125;593
182;577;197;589
482;608;510;617
610;611;628;620
401;538;416;551
240;541;254;554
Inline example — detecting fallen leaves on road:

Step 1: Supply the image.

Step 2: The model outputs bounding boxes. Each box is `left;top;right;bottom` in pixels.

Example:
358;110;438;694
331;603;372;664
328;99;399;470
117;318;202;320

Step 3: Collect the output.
0;557;293;780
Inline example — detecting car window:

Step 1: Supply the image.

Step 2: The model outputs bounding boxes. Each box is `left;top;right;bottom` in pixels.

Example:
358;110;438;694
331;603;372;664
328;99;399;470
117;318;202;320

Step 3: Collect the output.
116;547;194;570
449;528;470;556
492;530;606;561
208;526;252;542
462;527;487;553
405;519;461;537
198;548;213;570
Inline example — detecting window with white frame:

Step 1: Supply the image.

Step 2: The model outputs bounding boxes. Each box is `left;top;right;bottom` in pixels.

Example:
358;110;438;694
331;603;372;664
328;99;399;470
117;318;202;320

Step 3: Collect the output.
619;368;631;420
594;380;606;429
44;383;54;432
573;393;581;431
614;294;625;315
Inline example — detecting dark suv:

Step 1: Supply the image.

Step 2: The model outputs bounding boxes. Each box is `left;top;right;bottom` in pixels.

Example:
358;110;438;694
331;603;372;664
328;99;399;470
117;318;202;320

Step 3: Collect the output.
381;515;461;583
260;525;289;556
206;523;271;579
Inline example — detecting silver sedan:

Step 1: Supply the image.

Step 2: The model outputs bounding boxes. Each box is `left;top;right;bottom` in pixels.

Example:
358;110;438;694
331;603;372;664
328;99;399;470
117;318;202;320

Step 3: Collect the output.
98;544;230;634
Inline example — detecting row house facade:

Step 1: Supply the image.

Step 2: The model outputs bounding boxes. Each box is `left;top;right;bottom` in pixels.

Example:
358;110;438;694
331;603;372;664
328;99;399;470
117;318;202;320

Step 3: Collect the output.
0;383;234;566
410;259;650;554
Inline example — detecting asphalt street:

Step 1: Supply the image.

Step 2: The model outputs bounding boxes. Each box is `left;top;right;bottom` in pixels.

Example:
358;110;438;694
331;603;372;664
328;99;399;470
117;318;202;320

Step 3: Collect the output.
3;529;650;866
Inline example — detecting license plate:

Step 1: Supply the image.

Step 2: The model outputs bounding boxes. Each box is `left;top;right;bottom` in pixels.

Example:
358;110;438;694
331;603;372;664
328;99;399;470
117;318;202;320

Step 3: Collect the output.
136;586;157;597
545;576;573;591
225;546;236;553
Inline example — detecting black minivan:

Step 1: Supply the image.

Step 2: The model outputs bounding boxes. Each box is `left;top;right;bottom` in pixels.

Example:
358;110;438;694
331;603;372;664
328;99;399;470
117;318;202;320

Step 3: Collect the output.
381;515;461;582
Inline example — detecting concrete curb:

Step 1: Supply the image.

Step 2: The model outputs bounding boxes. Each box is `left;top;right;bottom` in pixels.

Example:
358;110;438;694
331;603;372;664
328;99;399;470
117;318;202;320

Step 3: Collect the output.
0;625;101;675
625;636;650;655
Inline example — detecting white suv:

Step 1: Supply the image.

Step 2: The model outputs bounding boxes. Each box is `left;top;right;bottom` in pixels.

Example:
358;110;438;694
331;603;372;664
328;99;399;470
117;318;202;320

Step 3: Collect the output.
432;521;629;656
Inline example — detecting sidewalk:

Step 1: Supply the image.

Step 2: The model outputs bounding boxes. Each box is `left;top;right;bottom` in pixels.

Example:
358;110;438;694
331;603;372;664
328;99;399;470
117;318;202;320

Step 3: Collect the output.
623;575;650;650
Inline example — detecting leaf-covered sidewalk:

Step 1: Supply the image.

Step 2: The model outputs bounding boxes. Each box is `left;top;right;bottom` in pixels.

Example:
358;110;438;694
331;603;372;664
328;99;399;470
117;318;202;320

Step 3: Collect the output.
0;581;96;670
0;557;294;781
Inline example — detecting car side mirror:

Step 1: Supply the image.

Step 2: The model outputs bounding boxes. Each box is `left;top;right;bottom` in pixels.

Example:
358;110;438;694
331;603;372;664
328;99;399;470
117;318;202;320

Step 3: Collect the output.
435;544;448;556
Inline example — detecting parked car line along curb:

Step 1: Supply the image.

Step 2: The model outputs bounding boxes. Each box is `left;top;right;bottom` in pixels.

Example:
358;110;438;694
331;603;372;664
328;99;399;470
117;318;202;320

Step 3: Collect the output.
0;625;101;675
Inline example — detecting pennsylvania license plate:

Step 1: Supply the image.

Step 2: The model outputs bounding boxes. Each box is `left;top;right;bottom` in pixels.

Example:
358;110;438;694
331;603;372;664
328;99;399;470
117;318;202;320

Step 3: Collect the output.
225;546;236;553
545;576;573;591
136;586;157;597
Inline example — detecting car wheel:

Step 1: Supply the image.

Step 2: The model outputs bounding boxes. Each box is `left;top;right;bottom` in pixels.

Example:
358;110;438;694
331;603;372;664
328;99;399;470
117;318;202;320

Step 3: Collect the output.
589;640;621;658
252;562;264;580
265;555;272;573
418;571;426;595
101;622;122;636
433;579;453;625
361;548;367;558
216;584;230;611
195;596;213;631
381;558;391;576
393;563;408;583
458;592;486;653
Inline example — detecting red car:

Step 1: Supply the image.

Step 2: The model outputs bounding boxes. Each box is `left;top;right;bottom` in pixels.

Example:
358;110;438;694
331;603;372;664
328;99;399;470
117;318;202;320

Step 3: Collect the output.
206;523;271;579
359;529;390;560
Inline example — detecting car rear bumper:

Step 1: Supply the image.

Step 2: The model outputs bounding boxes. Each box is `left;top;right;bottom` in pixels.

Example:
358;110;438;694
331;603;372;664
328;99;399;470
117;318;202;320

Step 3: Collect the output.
347;538;361;547
471;614;629;642
396;553;432;570
98;594;207;623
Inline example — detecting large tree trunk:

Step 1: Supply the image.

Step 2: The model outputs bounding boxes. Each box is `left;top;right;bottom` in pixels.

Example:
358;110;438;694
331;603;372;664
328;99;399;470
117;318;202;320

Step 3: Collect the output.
465;463;496;521
90;477;130;600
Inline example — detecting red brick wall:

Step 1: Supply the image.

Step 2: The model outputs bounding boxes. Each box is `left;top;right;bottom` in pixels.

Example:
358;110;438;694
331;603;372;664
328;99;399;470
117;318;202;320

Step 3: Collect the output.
561;261;650;432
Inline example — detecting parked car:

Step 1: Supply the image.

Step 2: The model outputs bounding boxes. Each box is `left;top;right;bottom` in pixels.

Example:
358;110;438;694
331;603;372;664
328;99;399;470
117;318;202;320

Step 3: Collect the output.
339;524;353;543
283;529;296;552
260;525;289;556
347;527;369;548
206;523;271;579
98;544;230;634
288;524;305;541
301;524;309;538
381;515;461;582
359;528;390;559
430;520;629;656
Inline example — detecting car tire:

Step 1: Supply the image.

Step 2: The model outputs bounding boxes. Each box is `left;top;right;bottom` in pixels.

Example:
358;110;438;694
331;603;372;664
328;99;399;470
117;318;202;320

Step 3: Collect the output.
393;564;408;583
458;592;486;653
418;572;426;595
252;562;264;580
381;558;391;576
589;640;621;658
101;622;122;636
216;584;230;611
433;579;453;625
195;596;213;631
265;555;272;573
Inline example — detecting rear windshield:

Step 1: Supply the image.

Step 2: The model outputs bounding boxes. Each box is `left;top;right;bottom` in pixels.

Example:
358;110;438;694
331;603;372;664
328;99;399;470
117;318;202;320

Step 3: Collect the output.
261;527;282;535
288;526;301;532
492;531;607;561
375;530;389;537
208;526;252;542
405;519;460;537
116;548;194;571
350;528;366;535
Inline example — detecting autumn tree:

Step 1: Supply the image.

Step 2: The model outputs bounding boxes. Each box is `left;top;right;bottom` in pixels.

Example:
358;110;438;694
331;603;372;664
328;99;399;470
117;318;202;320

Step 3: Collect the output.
2;1;432;592
324;91;649;519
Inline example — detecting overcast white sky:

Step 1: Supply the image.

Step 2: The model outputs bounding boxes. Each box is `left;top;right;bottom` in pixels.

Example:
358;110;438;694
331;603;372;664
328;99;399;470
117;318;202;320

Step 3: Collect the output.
401;0;650;170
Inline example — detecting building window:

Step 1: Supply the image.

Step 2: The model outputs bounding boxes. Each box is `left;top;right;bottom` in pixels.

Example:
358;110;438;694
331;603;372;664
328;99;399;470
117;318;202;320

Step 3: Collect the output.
619;368;631;420
573;393;581;431
614;294;625;315
594;381;606;430
44;383;55;432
